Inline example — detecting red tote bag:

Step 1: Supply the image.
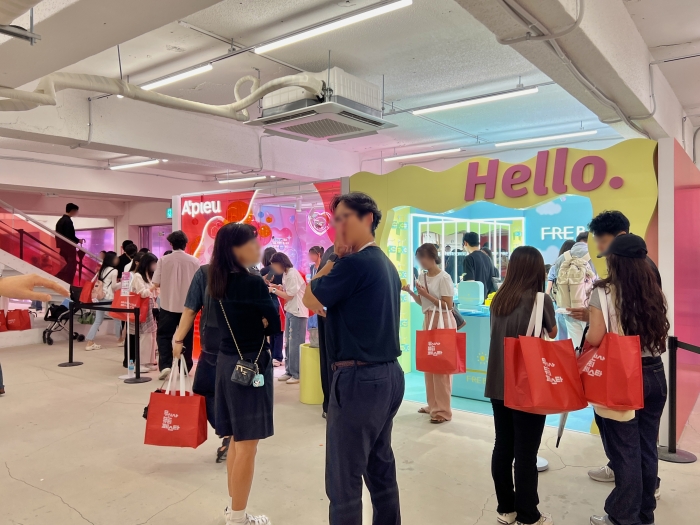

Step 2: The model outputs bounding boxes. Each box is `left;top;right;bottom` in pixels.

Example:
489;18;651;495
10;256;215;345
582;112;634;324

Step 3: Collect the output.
6;309;32;331
79;279;95;304
0;310;8;332
577;288;644;412
145;358;208;448
110;289;149;323
416;302;467;374
505;293;587;415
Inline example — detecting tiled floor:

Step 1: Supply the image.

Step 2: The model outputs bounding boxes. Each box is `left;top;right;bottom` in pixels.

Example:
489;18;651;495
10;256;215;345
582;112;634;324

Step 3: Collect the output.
2;337;699;525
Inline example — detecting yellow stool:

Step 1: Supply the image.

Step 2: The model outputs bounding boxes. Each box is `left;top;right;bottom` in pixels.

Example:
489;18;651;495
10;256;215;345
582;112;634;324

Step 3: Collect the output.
299;343;324;405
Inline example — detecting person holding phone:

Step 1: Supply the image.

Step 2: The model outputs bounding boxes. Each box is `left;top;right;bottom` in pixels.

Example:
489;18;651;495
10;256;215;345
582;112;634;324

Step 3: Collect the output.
260;247;284;367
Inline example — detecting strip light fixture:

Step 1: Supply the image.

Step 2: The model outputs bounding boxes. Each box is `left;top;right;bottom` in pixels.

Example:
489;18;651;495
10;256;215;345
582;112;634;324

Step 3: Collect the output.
109;159;160;170
495;130;598;147
413;86;539;115
141;64;213;91
218;175;273;184
255;0;412;54
384;148;462;162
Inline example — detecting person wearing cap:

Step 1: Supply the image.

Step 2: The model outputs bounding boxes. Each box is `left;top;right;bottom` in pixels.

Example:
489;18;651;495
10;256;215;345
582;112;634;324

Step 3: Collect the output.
585;234;670;525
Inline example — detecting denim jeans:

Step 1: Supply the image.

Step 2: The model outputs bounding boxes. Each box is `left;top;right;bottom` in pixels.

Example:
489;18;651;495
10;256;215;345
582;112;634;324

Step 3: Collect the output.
86;309;106;341
555;311;568;340
284;313;306;379
596;357;667;525
491;399;547;525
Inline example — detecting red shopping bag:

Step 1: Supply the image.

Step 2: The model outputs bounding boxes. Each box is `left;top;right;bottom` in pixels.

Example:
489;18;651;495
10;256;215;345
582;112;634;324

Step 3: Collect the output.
79;280;95;304
0;310;8;332
416;302;467;374
144;358;207;448
110;289;149;323
6;309;32;331
504;293;587;415
577;289;644;411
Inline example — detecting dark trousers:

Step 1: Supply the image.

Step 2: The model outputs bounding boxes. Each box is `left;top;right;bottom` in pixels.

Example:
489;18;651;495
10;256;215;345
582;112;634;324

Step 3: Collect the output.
318;316;332;413
326;361;405;525
269;332;284;361
193;327;221;430
596;357;667;525
491;399;546;525
156;309;193;371
57;243;77;284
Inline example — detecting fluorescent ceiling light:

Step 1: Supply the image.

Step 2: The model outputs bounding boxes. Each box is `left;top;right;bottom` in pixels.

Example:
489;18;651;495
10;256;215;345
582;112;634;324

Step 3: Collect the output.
413;87;539;115
218;176;271;184
109;159;160;170
255;0;412;54
384;148;461;162
141;64;213;91
495;130;598;147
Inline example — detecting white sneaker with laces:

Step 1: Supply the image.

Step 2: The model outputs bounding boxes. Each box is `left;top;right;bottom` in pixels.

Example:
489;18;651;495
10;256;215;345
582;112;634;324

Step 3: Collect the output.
497;511;517;524
85;343;101;351
517;512;552;525
158;368;171;380
588;465;615;482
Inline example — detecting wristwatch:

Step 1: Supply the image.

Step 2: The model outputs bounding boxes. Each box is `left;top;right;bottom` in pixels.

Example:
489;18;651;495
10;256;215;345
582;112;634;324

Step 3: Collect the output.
328;253;339;263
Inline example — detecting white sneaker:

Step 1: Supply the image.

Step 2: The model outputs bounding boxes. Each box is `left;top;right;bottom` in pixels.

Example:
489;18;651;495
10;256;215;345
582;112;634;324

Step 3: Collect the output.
286;377;300;384
498;512;517;524
518;513;552;525
139;367;150;374
224;507;271;525
85;343;101;351
588;465;615;482
146;364;158;371
158;368;171;380
277;374;291;381
655;485;661;500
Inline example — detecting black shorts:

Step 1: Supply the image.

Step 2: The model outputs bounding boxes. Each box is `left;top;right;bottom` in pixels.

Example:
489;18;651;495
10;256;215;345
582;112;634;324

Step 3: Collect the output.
215;351;274;441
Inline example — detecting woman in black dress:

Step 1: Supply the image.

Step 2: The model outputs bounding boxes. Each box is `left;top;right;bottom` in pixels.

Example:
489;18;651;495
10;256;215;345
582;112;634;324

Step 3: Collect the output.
208;223;281;525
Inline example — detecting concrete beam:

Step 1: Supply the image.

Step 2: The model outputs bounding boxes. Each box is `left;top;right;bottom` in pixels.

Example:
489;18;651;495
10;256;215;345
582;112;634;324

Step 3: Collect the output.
0;90;361;182
456;0;692;153
0;0;221;88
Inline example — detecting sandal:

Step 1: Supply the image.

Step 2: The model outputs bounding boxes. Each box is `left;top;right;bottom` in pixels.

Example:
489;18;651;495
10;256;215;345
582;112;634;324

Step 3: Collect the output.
430;417;448;424
216;437;231;463
417;407;430;414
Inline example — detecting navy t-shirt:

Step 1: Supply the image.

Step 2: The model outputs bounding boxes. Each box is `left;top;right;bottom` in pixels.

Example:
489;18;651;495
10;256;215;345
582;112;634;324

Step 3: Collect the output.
311;246;401;363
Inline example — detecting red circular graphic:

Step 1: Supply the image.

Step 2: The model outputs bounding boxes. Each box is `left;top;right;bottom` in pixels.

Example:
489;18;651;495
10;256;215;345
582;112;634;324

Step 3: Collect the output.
258;224;272;238
226;201;249;223
265;215;274;224
208;218;224;238
609;176;624;189
191;218;199;226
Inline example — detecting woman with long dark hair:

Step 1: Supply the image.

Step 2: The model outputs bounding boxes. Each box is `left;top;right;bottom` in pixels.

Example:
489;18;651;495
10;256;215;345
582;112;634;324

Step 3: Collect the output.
485;246;557;525
260;247;284;366
85;251;119;350
587;234;669;525
207;223;280;525
308;245;324;277
123;252;158;371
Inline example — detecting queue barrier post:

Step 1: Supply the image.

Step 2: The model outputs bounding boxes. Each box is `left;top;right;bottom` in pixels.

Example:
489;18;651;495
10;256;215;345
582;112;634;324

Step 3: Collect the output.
58;301;83;367
58;302;152;384
658;336;697;464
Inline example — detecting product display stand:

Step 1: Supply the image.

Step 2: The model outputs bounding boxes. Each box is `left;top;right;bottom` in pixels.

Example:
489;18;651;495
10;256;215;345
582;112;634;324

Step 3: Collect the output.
58;301;83;367
658;336;697;464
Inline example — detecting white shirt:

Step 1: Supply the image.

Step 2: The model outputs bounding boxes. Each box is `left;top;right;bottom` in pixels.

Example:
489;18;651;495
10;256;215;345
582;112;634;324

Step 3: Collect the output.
96;267;118;301
419;270;454;314
282;268;309;318
152;249;200;313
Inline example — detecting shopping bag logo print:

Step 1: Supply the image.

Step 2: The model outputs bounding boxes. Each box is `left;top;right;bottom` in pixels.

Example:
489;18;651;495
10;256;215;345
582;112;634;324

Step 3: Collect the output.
542;358;563;385
161;410;181;432
427;340;442;357
581;352;605;377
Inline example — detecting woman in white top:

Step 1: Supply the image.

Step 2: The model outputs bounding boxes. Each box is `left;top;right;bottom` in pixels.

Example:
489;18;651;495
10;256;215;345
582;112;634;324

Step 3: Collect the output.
403;243;455;423
124;252;159;373
85;251;119;350
269;252;308;384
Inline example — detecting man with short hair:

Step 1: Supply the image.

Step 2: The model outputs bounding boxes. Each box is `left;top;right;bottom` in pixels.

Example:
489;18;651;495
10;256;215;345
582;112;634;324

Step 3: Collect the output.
55;203;82;284
462;231;497;297
117;240;135;278
303;192;404;525
153;230;200;378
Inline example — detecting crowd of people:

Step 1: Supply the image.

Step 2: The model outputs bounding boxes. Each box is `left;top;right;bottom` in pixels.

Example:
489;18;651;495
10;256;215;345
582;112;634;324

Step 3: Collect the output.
1;195;669;525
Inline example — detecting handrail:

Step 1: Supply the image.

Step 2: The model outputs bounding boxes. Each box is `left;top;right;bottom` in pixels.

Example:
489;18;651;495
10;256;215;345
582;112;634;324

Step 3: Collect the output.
18;228;62;255
0;196;102;263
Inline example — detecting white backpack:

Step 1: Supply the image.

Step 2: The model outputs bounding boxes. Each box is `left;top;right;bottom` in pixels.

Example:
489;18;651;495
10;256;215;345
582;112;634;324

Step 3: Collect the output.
555;251;595;308
91;268;113;302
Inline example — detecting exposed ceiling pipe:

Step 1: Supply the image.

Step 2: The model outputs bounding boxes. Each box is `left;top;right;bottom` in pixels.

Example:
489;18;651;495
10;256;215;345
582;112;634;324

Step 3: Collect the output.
0;0;42;25
0;72;324;121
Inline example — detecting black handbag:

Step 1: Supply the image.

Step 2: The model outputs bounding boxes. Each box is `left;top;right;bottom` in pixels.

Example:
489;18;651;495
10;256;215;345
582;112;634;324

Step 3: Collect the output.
219;301;265;387
424;273;466;330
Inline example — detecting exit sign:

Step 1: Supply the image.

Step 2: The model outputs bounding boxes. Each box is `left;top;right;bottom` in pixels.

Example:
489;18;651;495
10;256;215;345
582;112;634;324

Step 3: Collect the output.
166;207;173;219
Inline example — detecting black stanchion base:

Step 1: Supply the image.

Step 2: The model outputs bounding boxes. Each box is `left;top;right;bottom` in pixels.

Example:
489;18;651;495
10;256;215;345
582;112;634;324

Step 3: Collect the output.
124;376;152;384
658;446;697;464
58;362;83;367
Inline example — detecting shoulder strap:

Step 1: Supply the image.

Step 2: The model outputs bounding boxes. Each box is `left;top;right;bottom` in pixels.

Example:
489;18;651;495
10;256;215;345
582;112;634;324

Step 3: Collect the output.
526;292;545;337
563;251;572;262
580;252;591;263
598;287;610;332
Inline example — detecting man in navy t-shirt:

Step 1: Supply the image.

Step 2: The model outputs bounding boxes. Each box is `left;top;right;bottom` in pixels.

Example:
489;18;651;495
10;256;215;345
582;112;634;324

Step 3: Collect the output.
304;192;404;525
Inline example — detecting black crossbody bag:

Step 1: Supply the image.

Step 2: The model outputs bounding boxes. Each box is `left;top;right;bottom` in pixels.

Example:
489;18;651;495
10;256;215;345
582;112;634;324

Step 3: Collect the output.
219;300;265;387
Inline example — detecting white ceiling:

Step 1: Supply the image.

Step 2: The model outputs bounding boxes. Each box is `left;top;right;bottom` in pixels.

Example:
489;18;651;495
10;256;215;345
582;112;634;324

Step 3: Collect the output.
50;0;614;162
625;0;700;125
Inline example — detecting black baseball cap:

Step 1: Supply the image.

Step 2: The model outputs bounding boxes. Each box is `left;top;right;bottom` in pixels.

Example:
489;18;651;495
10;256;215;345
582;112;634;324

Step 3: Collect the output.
598;233;647;259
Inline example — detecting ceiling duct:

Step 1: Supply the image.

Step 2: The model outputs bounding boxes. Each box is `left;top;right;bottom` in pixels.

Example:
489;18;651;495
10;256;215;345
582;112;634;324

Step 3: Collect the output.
246;67;396;141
